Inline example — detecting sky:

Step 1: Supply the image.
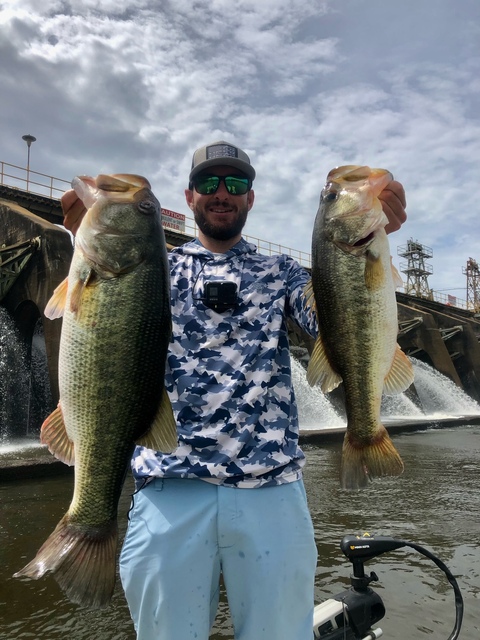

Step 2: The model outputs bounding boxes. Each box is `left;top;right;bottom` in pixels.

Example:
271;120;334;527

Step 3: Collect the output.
1;0;479;303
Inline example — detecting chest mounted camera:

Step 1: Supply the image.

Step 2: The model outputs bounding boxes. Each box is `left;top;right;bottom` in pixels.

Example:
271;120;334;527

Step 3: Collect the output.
202;281;238;312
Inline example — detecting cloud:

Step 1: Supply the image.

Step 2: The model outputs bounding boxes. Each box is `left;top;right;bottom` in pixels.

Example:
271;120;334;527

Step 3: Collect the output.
1;0;479;300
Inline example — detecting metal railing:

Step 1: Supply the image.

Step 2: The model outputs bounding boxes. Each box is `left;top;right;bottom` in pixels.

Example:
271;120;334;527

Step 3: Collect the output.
0;160;312;268
0;160;71;199
0;161;473;308
430;290;469;310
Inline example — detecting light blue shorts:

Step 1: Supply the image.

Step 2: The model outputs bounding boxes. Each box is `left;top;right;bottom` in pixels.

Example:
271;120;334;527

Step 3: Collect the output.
119;478;317;640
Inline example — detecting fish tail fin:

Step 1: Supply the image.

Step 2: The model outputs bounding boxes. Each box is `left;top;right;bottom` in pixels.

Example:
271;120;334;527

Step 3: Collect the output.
341;424;404;490
14;513;118;609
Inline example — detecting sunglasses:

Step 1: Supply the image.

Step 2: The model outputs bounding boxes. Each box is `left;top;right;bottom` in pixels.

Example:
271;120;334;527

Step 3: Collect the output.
192;174;252;196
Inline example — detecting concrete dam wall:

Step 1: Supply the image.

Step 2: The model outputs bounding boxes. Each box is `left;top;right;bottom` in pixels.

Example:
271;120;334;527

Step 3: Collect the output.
1;195;480;442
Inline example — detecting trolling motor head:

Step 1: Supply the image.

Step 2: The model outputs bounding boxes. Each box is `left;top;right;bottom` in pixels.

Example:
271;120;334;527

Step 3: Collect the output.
317;534;408;638
340;534;406;591
313;533;463;640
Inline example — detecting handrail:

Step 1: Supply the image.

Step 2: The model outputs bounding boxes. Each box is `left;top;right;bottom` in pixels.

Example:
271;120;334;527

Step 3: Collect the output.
0;160;71;198
0;160;312;267
0;160;473;309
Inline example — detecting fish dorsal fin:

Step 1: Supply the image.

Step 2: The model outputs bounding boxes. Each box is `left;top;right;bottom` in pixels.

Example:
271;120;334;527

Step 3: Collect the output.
306;336;343;392
44;278;69;319
136;387;178;453
383;345;415;395
40;405;75;466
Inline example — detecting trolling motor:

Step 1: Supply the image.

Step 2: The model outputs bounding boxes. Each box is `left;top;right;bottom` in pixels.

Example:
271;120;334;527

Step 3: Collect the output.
312;534;464;640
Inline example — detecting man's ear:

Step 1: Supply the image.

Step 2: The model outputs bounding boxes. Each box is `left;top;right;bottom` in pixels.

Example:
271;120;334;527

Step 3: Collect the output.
247;189;255;211
185;188;194;210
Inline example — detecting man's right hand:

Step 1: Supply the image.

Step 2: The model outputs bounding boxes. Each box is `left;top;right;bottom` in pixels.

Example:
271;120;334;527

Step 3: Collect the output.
61;189;87;236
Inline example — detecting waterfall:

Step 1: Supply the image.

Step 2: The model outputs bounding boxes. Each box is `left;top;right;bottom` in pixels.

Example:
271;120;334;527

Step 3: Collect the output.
1;307;480;448
292;354;480;431
291;357;344;428
0;307;30;443
0;306;53;445
410;356;480;416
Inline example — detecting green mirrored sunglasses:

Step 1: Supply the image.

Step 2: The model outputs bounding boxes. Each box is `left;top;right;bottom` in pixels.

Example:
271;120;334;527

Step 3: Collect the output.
192;174;251;196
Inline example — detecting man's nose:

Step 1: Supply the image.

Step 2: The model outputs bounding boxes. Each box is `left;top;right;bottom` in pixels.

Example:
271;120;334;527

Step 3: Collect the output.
214;178;230;196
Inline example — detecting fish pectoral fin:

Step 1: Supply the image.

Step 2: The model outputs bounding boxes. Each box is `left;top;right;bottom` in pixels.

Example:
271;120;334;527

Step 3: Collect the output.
70;268;96;315
383;345;415;395
135;387;178;453
306;337;343;392
364;252;386;291
391;258;403;289
303;279;317;311
303;281;341;392
44;278;69;319
40;405;75;466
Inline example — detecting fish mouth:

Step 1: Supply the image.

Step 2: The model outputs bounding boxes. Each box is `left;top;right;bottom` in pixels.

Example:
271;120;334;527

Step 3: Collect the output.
334;231;376;255
353;231;375;247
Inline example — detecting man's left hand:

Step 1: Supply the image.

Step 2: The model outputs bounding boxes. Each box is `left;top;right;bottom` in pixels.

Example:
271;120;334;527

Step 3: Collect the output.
380;180;407;234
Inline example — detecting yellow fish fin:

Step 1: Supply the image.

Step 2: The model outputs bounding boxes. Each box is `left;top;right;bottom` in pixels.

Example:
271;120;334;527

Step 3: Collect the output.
391;258;403;289
383;345;415;395
341;424;404;490
44;278;69;319
306;336;343;392
40;404;75;466
136;387;178;453
69;268;96;316
303;279;316;310
364;252;385;292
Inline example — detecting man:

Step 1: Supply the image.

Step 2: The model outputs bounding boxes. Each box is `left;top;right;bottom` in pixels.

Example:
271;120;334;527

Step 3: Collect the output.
62;141;407;639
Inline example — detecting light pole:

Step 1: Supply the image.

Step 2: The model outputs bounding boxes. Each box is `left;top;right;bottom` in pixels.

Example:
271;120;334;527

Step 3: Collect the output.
22;134;36;191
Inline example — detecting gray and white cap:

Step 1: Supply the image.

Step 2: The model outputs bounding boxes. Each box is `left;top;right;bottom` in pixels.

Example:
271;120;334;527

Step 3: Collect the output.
189;140;256;182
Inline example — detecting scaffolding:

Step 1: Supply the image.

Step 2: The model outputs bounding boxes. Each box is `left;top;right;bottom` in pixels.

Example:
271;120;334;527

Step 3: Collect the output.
0;238;41;302
397;238;433;299
463;257;480;312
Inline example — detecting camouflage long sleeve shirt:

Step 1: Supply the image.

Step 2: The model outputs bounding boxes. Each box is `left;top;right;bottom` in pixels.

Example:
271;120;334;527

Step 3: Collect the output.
131;238;318;488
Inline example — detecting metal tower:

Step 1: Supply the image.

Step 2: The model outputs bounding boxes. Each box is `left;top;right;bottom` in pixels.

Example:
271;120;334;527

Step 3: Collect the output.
397;238;433;299
463;257;480;312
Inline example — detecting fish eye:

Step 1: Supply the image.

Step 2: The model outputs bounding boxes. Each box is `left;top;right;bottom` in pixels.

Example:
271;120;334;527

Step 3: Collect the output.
322;191;338;203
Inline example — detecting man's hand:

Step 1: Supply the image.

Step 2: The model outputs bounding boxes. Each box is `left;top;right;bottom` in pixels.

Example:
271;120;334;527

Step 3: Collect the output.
379;180;407;234
61;189;87;236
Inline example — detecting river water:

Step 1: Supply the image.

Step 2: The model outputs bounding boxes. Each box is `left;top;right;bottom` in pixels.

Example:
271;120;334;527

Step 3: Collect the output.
1;424;479;639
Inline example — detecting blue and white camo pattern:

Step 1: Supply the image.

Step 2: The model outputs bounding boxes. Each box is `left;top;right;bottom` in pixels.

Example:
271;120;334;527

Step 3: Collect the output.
131;238;318;489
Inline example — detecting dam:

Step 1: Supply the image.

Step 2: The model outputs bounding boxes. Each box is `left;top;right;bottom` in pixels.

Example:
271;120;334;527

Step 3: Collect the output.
2;161;480;442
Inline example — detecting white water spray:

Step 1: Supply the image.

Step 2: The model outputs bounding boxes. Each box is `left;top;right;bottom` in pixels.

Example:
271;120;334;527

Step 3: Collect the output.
292;355;480;431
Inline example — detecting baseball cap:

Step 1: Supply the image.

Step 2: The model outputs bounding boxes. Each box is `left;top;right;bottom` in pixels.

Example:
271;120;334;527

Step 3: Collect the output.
189;140;256;183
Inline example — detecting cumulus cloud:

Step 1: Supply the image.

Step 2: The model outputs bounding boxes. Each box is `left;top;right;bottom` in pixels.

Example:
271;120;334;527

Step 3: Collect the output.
1;0;479;299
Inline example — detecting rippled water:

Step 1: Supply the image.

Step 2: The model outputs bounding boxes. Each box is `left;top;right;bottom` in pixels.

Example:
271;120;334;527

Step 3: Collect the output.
1;425;479;639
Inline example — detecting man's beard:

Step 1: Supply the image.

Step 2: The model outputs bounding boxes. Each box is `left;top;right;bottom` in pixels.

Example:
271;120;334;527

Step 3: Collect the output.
193;203;249;241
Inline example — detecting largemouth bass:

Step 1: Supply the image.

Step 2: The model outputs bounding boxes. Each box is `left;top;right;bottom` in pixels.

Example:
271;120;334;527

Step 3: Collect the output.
14;174;178;607
306;165;414;490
